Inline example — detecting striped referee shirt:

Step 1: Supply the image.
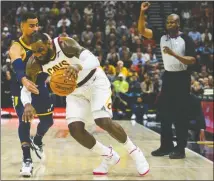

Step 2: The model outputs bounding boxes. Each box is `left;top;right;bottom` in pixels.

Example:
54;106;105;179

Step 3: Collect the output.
160;33;196;71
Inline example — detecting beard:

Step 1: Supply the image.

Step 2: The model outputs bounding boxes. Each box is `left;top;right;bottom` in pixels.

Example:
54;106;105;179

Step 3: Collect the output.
35;48;52;65
167;27;179;36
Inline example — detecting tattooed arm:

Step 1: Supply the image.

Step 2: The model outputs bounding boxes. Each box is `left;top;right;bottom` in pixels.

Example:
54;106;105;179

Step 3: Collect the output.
59;37;100;79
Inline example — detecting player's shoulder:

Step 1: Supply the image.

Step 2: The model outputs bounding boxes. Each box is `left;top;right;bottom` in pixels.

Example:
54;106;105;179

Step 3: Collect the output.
59;36;79;48
58;36;84;57
9;40;26;60
9;40;23;52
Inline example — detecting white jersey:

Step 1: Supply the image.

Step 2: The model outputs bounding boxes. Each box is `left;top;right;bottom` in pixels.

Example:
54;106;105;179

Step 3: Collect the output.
42;37;100;84
160;34;188;71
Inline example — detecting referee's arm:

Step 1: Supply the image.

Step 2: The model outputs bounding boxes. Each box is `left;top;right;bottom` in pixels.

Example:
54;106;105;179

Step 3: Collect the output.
163;36;196;65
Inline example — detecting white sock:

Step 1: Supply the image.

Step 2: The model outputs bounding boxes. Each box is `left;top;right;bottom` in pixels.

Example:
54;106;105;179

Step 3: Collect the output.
123;136;137;153
91;140;111;156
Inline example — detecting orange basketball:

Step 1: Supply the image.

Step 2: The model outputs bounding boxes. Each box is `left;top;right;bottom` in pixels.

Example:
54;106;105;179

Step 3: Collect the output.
50;69;77;96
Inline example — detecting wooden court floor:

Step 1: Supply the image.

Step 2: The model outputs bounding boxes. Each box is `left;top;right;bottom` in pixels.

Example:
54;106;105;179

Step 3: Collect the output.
1;118;213;180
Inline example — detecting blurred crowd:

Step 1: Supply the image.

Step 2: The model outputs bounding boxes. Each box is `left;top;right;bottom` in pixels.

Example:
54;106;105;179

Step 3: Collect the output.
1;1;213;121
172;1;213;96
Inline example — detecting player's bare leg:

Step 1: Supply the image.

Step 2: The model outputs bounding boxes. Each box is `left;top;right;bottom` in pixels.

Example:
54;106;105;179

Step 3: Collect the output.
95;117;150;176
68;121;120;175
95;117;127;143
68;122;96;148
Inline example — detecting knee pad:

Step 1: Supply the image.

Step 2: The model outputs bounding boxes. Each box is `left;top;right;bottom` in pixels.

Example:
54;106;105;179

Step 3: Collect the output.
18;121;31;143
36;114;54;137
38;114;54;128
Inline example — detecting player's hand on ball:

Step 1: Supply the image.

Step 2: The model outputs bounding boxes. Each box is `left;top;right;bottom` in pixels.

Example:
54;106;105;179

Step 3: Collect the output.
64;65;82;80
141;2;150;12
22;103;36;123
22;77;39;94
50;69;78;96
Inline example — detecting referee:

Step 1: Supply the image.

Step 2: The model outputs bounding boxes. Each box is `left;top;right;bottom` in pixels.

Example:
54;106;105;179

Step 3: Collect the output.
138;3;196;159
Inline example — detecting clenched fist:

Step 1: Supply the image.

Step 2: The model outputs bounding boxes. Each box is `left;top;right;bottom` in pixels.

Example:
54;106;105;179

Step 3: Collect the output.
163;46;176;56
141;2;150;12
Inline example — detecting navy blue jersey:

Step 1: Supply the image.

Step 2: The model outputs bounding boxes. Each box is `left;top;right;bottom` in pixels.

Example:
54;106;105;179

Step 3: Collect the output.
31;72;54;115
10;37;53;115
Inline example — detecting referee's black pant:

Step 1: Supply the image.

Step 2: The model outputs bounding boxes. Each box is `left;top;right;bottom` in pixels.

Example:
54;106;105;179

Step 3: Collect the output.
158;70;191;152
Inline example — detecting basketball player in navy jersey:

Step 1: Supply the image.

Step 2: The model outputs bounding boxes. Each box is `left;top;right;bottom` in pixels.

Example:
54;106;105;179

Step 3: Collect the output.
9;12;54;177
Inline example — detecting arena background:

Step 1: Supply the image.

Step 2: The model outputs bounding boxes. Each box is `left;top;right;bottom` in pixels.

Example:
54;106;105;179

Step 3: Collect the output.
1;1;213;162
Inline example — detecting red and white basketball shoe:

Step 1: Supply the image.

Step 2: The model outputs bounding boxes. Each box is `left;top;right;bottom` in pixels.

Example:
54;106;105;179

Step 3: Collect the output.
93;147;120;175
130;147;150;176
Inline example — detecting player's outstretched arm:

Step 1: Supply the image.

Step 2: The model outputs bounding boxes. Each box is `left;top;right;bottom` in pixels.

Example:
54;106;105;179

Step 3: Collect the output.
21;86;35;122
9;43;39;94
20;56;43;122
138;2;153;39
20;56;41;121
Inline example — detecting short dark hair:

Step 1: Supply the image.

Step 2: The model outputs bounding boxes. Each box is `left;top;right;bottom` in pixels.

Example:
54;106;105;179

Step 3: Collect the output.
21;12;37;22
30;31;49;44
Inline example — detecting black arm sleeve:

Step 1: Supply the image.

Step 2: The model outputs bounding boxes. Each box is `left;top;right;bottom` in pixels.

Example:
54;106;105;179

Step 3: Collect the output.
181;34;200;72
181;34;196;57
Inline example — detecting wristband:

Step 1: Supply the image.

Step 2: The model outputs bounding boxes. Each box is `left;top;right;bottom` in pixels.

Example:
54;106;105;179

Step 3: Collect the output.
12;58;25;83
21;86;32;106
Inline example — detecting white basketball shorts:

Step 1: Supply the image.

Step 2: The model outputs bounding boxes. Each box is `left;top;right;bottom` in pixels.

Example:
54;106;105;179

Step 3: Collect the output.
66;67;113;125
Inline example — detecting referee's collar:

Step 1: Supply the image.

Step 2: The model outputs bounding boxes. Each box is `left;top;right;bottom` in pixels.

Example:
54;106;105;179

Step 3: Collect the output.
168;31;183;39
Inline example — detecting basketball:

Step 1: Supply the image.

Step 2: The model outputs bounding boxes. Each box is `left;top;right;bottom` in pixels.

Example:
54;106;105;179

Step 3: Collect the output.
50;69;77;96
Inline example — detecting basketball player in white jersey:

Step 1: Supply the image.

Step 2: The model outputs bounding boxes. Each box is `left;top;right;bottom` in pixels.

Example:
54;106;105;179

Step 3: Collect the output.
20;32;150;176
